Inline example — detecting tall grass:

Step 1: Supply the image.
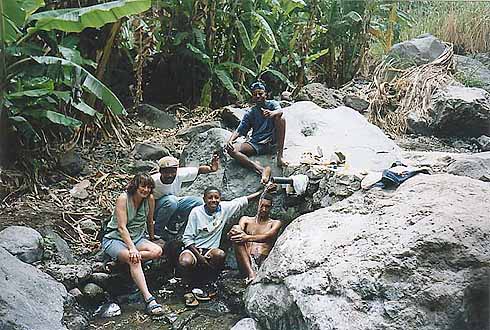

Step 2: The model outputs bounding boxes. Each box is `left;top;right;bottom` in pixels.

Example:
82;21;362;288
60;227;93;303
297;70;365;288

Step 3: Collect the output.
402;1;490;54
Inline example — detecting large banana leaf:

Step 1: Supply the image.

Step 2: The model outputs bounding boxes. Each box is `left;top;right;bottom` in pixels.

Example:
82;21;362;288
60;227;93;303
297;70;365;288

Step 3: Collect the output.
259;47;275;72
32;56;126;115
251;12;278;50
236;20;253;53
29;0;151;33
2;0;44;42
215;69;239;97
24;109;82;128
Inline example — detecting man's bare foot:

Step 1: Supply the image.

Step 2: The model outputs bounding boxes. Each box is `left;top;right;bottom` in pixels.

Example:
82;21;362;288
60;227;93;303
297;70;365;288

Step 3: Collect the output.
245;275;256;285
277;155;288;167
261;166;271;184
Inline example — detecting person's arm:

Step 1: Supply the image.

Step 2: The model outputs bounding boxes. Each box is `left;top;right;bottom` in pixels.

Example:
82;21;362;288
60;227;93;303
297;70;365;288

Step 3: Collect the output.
246;183;277;202
226;113;251;150
115;194;140;264
231;220;282;244
146;194;156;241
198;152;219;174
227;216;247;238
262;101;283;118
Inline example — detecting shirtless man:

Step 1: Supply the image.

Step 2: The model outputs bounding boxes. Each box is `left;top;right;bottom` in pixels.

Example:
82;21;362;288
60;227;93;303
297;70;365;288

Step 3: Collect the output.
228;192;282;283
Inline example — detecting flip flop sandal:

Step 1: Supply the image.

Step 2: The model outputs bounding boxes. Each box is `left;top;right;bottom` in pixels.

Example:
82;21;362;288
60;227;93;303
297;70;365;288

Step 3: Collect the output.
145;296;165;316
184;293;199;307
192;288;211;301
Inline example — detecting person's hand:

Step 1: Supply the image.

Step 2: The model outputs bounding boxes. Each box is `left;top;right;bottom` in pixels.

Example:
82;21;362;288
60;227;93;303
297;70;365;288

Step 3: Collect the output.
225;141;234;153
128;247;141;264
265;182;277;193
228;225;243;238
210;152;220;172
261;166;271;185
262;109;273;118
230;232;249;244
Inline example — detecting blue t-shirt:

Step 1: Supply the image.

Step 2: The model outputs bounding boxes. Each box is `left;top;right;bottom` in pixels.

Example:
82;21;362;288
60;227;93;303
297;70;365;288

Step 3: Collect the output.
236;100;281;144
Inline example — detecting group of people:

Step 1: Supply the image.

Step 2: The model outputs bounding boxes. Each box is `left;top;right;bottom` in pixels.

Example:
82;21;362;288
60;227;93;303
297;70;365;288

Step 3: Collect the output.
101;82;287;316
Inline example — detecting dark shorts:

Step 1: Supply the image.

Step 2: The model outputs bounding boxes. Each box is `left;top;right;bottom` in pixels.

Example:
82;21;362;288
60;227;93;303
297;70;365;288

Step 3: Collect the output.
246;141;276;156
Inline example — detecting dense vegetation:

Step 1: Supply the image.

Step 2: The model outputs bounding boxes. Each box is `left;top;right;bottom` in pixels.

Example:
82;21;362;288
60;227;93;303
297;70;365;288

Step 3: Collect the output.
1;0;489;186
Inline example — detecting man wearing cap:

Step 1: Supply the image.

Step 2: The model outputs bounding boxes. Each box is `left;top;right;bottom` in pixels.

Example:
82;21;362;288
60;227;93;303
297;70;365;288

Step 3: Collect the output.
152;154;219;235
226;81;287;177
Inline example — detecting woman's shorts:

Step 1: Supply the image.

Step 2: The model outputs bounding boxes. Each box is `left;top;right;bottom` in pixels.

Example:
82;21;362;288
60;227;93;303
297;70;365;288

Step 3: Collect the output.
102;236;151;260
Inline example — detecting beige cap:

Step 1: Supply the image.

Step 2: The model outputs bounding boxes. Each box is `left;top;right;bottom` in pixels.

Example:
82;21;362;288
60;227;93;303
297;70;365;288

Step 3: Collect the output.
158;156;179;168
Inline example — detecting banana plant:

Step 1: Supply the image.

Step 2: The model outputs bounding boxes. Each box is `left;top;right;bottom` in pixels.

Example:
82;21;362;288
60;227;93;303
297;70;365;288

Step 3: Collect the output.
1;0;151;148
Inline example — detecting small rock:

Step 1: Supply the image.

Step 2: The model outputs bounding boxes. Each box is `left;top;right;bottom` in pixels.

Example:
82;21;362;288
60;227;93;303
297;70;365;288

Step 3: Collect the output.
477;135;490;151
66;315;89;330
129;160;156;173
133;142;170;160
137;104;178;129
221;106;246;129
343;94;369;113
83;283;105;304
281;91;292;101
69;180;90;199
80;219;98;234
45;264;92;290
0;226;43;263
58;150;85;177
231;318;262;330
69;288;84;301
94;302;121;318
90;272;112;288
40;228;75;264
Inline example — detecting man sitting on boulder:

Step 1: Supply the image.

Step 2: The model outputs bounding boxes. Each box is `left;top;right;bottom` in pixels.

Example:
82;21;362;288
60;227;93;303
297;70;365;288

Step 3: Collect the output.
178;186;267;305
152;154;219;236
228;191;282;283
226;81;287;179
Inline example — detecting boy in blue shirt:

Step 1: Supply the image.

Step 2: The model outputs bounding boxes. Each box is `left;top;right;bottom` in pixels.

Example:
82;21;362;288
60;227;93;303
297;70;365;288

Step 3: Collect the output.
226;81;287;177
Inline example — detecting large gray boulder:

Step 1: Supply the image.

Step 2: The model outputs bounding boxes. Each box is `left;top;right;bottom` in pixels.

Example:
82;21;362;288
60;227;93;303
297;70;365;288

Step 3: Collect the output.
0;226;43;263
245;174;490;330
0;247;68;330
388;34;446;67
295;83;343;109
431;86;490;137
282;102;401;171
455;55;490;92
446;151;490;181
407;85;490;137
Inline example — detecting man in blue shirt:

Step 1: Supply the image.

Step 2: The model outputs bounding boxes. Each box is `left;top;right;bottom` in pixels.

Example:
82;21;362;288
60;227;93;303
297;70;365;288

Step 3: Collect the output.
226;81;286;177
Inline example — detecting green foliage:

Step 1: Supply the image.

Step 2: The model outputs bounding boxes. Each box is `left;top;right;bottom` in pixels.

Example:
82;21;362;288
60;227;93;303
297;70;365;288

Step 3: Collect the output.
0;0;150;170
28;0;151;33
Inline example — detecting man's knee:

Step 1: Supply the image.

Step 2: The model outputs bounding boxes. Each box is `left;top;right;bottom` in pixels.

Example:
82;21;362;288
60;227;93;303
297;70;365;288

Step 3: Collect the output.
208;249;226;263
179;253;195;269
155;195;179;219
151;245;163;259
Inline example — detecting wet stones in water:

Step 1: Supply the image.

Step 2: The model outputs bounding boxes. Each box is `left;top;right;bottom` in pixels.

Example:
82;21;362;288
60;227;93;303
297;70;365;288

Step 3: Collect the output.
0;225;43;264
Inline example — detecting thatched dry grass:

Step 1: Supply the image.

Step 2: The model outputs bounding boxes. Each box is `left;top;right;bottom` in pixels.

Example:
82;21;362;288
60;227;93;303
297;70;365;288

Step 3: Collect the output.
368;44;456;135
